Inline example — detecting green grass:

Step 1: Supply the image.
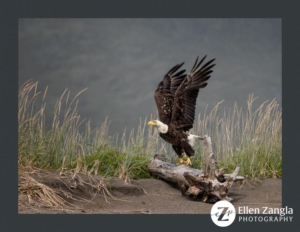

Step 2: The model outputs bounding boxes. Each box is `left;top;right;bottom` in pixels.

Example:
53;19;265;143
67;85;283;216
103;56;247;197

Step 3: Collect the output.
18;80;282;182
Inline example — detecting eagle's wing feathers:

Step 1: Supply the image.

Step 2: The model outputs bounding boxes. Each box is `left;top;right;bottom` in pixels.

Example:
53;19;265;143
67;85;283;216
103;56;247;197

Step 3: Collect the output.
154;62;186;125
171;56;216;131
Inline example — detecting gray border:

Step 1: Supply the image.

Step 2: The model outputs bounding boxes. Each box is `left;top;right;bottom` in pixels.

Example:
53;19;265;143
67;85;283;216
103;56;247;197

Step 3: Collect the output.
1;0;299;231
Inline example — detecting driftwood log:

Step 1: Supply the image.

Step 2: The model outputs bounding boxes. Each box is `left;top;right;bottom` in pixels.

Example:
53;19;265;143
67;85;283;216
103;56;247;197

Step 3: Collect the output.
148;135;244;203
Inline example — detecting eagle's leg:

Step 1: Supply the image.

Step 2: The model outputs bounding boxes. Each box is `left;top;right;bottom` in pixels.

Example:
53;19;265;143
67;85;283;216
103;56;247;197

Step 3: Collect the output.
173;145;185;165
182;144;194;166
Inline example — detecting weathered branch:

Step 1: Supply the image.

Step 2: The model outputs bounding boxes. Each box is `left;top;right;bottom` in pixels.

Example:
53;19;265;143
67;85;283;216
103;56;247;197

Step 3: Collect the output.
147;135;244;203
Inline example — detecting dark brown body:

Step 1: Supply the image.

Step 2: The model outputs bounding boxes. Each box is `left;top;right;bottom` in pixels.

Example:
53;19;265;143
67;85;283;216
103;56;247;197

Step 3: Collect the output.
159;125;195;158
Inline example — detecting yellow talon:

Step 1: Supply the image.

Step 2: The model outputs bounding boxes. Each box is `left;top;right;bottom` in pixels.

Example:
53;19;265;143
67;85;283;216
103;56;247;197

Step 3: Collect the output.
176;157;192;166
176;158;184;165
184;157;192;166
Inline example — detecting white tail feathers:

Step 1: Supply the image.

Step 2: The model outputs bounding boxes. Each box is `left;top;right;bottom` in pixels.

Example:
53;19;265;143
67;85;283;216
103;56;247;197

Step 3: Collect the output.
187;134;204;146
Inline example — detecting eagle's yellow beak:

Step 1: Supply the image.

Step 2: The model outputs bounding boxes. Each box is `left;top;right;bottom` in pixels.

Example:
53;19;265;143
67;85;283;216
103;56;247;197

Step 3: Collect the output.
148;120;157;126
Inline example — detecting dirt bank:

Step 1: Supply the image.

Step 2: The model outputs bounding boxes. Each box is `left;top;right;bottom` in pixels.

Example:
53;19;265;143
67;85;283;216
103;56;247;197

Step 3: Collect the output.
18;169;281;214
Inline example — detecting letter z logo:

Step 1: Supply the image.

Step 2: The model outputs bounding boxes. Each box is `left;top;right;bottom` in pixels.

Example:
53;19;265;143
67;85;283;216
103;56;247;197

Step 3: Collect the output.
217;207;230;221
211;201;236;227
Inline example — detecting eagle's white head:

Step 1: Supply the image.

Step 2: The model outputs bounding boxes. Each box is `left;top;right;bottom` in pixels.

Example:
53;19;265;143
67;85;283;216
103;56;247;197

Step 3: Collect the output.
148;120;168;134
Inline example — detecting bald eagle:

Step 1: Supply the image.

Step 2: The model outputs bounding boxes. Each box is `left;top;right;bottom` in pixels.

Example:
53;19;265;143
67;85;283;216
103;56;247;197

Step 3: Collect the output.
148;55;215;165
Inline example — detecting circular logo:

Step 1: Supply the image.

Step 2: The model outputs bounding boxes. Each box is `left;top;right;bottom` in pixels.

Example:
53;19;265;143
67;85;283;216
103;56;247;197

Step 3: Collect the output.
211;200;236;227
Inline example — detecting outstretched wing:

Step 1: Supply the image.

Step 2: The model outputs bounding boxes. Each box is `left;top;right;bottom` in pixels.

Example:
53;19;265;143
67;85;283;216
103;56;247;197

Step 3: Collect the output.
171;55;216;131
154;62;186;125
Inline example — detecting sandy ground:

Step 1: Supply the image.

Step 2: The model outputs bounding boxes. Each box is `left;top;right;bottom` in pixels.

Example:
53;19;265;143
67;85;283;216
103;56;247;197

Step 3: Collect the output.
18;173;281;214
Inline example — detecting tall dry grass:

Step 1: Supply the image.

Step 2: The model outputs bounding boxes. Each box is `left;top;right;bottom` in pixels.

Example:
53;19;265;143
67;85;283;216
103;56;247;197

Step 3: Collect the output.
191;95;282;180
18;80;282;182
